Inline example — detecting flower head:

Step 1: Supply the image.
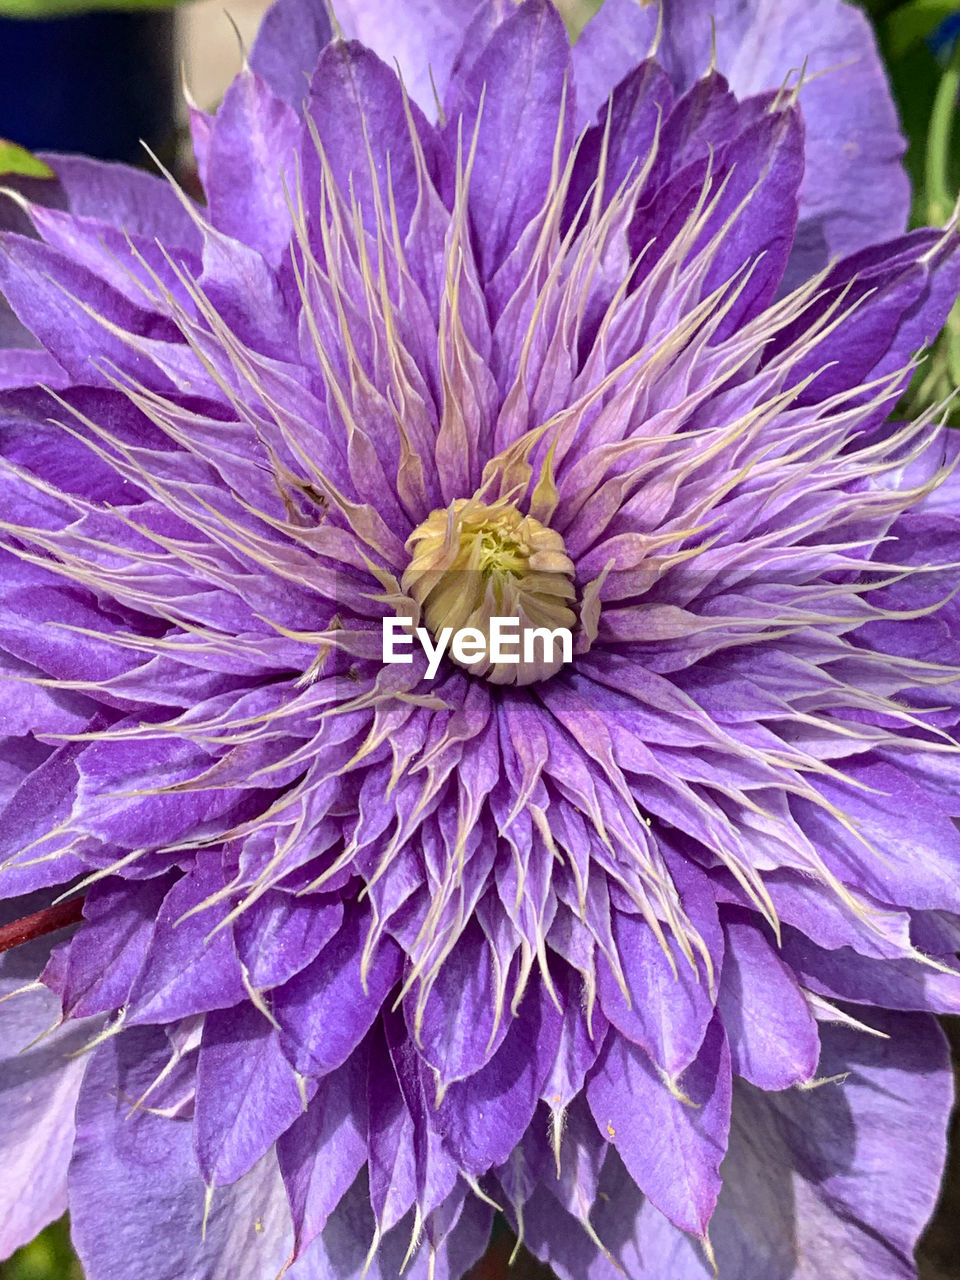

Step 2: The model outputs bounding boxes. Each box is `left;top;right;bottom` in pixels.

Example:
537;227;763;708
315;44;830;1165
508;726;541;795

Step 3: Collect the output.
0;3;958;1279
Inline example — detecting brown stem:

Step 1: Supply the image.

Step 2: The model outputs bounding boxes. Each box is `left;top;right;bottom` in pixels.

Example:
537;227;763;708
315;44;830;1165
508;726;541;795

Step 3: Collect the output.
0;896;86;955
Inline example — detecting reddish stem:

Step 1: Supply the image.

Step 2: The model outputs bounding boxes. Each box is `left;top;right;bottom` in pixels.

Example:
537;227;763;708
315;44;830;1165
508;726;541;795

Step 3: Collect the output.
0;896;86;954
466;1223;555;1280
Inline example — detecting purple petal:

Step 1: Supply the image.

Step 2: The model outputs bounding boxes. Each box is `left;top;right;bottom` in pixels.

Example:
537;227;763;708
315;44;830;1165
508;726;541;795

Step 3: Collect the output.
521;1149;708;1280
232;888;343;991
0;232;183;392
276;1042;368;1255
0;348;69;390
574;0;909;283
522;1096;607;1227
772;227;960;406
249;0;332;108
60;874;176;1018
407;916;511;1087
571;0;656;129
204;68;300;266
709;1012;952;1278
586;1015;731;1237
332;0;481;119
0;651;94;740
799;758;960;914
0;905;95;1259
597;859;722;1083
384;1008;460;1216
295;1172;491;1280
444;0;572;279
306;39;440;239
24;201;200;313
272;903;402;1077
194;1000;312;1187
366;1023;417;1232
716;0;909;287
541;960;609;1112
568;58;673;214
717;908;820;1088
125;854;247;1025
0;739;90;896
40;153;203;252
780;925;960;1014
72;733;246;850
693;104;804;335
434;980;563;1174
70;1026;296;1280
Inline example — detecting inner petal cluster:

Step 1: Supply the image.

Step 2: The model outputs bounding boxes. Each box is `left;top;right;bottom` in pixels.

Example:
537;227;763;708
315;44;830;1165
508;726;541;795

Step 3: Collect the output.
402;496;577;684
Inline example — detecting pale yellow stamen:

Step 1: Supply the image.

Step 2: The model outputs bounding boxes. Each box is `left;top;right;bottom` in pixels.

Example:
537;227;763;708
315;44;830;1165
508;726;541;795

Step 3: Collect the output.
402;497;577;685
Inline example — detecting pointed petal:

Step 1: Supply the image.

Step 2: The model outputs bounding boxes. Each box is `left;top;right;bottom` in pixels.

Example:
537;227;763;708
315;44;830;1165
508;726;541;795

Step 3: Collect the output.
194;1001;312;1187
249;0;332;108
60;874;176;1019
0;908;95;1259
587;1015;732;1237
40;153;203;252
435;980;563;1174
233;889;343;991
272;904;402;1077
444;0;573;279
574;0;909;283
597;862;722;1081
276;1043;368;1255
709;1012;952;1279
205;67;301;266
125;854;247;1025
333;0;481;119
70;1026;295;1280
717;909;820;1089
306;39;441;239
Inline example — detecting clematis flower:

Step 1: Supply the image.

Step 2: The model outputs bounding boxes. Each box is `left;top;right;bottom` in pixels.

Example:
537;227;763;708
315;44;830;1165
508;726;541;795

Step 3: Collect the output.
0;2;958;1279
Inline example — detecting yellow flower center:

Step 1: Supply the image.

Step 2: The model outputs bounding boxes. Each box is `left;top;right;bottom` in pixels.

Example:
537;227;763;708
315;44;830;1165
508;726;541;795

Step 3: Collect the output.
402;498;577;685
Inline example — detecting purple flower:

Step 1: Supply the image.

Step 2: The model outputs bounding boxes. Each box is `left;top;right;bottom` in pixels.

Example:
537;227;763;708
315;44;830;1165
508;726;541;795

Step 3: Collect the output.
0;2;958;1278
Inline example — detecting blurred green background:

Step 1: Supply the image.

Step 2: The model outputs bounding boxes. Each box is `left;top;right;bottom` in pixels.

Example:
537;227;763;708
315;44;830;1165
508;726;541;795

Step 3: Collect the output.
2;1220;82;1280
0;1;958;1278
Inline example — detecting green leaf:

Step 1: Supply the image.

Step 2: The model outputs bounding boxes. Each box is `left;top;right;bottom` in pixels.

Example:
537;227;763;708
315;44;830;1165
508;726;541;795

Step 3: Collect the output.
0;139;54;179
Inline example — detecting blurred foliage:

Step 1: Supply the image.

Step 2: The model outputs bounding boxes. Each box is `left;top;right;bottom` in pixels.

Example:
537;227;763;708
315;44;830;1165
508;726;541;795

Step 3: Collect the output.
0;1218;82;1280
0;2;958;1279
874;0;960;422
0;0;185;16
884;0;959;60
